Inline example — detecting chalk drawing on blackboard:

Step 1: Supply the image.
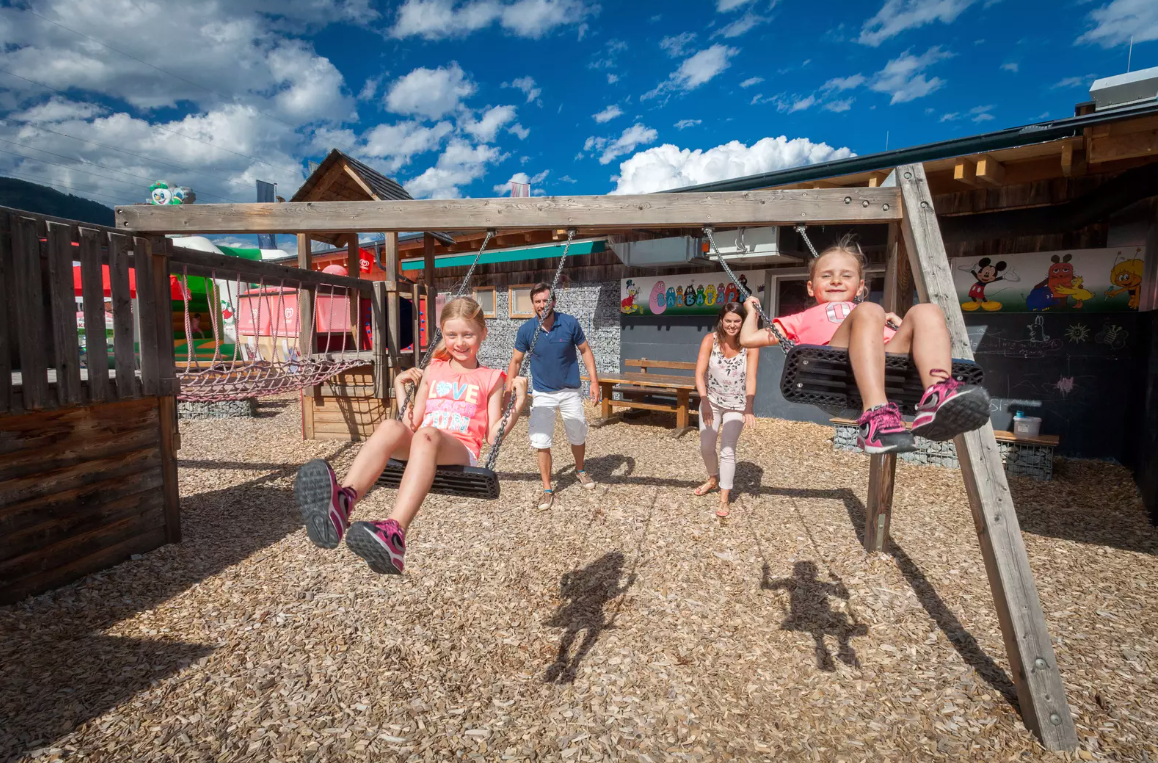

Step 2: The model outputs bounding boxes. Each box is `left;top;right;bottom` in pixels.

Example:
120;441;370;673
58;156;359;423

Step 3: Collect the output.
1095;323;1128;350
1065;322;1090;344
998;315;1062;358
1054;376;1075;399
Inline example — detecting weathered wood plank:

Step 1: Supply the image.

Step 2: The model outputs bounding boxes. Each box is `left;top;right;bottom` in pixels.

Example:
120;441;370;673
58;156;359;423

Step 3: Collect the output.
346;233;360;343
410;282;422;364
157;394;181;543
115;188;904;233
108;234;139;398
78;228;112;402
46;222;84;407
134;236;160;396
297;234;315;358
152;238;177;397
371;282;389;400
0;211;12;413
897;162;1076;752
11;217;50;409
168;244;372;293
383;233;400;366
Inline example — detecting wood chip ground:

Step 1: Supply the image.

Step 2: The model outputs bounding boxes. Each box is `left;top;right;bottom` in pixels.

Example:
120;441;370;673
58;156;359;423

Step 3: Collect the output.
2;396;1157;762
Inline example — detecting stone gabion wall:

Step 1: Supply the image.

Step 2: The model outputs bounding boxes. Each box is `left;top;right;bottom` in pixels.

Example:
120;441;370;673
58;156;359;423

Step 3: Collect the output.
833;423;1054;481
474;281;621;396
177;399;258;420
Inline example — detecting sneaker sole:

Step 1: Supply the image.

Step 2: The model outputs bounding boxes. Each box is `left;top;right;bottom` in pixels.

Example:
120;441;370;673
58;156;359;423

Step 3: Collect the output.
857;435;918;455
294;459;342;550
911;387;992;442
345;522;403;575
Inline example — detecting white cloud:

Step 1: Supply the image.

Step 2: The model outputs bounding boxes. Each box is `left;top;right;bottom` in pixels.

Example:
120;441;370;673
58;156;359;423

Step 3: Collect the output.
675;119;702;129
1053;74;1096;89
939;112;959;122
362;120;454;172
859;0;976;47
558;175;578;182
405;138;503;198
359;76;383;101
493;168;549;193
502;76;542;104
714;12;768;38
385;63;476;119
787;95;816;112
823;98;854;112
661;32;697;57
716;0;758;10
266;41;356;123
1001;62;1019;73
740;77;764;88
1077;0;1158;47
511;123;530;139
822;74;866;91
969;104;995;122
644;45;738;100
584;123;659;165
611;135;856;194
870;47;952;103
593;105;624;123
607;73;619;84
11;98;106;123
461;104;518;142
390;0;598;40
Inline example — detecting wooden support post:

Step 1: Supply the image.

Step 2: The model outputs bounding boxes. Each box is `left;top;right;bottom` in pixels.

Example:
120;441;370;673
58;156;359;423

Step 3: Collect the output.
346;233;360;349
11;217;49;410
108;234;139;399
423;232;437;352
865;220;913;554
372;282;388;400
158;394;181;543
297;234;315;357
410;281;422;366
45;223;83;407
152;237;177;397
133;237;160;396
0;211;11;413
382;233;401;366
896;163;1077;751
78;228;112;403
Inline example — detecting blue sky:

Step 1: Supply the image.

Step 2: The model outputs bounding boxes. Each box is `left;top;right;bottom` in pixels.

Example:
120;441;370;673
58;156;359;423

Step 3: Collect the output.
0;0;1155;253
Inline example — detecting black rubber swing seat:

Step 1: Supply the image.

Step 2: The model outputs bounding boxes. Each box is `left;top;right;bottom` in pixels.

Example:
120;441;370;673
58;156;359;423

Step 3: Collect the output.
376;458;501;500
780;344;985;415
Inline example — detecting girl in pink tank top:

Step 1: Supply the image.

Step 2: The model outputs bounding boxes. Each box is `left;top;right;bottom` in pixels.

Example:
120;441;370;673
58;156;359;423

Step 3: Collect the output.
293;297;528;576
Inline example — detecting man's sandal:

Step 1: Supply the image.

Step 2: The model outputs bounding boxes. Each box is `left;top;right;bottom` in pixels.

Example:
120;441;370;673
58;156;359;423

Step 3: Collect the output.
538;489;555;510
576;470;597;490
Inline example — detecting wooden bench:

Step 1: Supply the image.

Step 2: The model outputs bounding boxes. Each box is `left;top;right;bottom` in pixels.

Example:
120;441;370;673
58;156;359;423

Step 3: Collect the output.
589;358;701;437
830;417;1061;480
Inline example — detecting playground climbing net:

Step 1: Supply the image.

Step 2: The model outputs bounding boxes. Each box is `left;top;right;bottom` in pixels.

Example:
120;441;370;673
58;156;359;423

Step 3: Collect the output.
173;268;367;403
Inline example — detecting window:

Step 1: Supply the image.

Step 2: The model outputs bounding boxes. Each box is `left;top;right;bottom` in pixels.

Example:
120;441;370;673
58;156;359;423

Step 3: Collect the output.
509;284;536;318
473;286;497;318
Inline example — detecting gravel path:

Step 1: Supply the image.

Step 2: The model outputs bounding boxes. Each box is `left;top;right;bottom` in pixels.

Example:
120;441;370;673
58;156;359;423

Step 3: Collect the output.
2;395;1156;762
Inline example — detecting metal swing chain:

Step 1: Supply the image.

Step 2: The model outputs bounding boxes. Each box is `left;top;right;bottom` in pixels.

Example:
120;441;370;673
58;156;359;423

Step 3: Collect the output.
484;228;578;471
397;229;497;421
703;226;794;355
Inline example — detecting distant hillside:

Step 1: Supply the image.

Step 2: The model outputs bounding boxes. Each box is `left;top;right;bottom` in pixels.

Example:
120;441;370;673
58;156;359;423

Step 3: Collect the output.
0;176;116;226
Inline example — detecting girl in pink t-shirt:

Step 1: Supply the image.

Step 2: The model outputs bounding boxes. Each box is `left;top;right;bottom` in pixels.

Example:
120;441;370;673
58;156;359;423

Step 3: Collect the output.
739;235;989;455
293;297;528;575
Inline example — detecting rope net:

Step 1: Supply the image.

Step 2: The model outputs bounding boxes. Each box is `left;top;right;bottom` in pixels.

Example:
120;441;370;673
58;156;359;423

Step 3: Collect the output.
174;267;369;403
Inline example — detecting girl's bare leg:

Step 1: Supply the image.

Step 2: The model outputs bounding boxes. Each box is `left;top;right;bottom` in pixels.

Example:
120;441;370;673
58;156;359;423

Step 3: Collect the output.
342;419;413;499
829;302;889;411
884;303;952;388
388;427;473;531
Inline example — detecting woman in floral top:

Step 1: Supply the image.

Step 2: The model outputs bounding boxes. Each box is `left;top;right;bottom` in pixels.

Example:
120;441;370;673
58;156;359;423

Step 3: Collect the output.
693;302;760;517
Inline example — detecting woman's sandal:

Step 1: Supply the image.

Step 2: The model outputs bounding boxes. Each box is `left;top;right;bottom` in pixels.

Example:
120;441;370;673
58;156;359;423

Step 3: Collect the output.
694;478;718;497
538;489;555;510
716;504;730;518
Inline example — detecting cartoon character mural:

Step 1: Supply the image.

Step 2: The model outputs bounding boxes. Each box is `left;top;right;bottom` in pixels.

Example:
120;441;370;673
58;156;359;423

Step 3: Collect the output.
1028;254;1085;311
962;257;1008;311
620;279;643;314
724;282;739;303
696;284;705;306
666;286;677;308
148;180;195;206
1105;257;1144;310
683;282;696;307
705;283;717;306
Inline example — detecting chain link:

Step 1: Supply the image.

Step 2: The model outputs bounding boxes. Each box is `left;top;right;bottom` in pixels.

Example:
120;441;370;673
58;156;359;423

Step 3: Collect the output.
484;228;577;470
397;229;496;421
703;227;793;355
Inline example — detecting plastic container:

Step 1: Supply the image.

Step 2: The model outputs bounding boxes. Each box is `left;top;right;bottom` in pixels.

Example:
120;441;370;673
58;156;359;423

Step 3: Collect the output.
1013;415;1042;438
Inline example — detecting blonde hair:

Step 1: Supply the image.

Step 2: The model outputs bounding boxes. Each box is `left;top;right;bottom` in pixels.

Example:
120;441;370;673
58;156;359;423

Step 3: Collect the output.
808;233;867;280
432;296;487;361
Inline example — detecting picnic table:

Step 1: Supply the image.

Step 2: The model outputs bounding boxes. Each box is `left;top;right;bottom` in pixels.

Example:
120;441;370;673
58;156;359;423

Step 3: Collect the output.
589;370;700;437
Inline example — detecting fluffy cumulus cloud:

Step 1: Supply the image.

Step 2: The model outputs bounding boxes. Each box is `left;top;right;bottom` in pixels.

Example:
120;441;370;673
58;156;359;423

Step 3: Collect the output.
644;45;737;100
405;138;504;198
870;47;952;103
461;104;519;142
361;121;454;172
611;136;855;194
384;63;476;119
584;123;659;165
592;105;624;123
859;0;976;46
389;0;597;40
1077;0;1158;47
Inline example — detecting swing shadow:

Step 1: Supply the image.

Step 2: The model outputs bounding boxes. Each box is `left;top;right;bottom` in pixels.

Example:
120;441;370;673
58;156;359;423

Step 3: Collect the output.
761;560;869;671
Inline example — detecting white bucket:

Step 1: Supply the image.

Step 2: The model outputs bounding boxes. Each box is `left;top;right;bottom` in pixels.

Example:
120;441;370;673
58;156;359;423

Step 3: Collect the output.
1013;416;1042;438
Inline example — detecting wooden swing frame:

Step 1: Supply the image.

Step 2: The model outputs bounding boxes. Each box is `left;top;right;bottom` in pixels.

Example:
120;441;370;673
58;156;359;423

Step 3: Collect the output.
116;163;1078;751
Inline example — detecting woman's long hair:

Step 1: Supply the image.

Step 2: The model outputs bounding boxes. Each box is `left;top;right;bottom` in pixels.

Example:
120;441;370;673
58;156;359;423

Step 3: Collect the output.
431;297;487;361
714;301;746;348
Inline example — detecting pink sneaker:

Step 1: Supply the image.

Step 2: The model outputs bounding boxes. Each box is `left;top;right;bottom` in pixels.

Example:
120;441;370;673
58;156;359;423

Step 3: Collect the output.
346;519;407;575
857;403;916;455
911;373;991;442
294;460;356;549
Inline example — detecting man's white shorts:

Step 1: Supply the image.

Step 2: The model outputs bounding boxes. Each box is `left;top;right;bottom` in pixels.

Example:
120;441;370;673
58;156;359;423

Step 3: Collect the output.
528;388;588;449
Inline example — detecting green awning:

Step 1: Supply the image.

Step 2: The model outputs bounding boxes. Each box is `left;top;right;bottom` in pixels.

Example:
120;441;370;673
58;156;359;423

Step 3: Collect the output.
400;239;605;271
217;245;264;261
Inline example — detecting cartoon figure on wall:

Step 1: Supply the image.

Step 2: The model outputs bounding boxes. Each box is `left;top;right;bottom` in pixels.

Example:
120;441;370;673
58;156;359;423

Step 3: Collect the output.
148;180;195;206
718;283;726;303
1028;254;1087;311
666;286;677;308
724;282;738;303
683;282;696;307
620;279;643;315
695;283;705;306
1104;255;1144;310
961;257;1012;311
649;280;667;315
705;283;717;306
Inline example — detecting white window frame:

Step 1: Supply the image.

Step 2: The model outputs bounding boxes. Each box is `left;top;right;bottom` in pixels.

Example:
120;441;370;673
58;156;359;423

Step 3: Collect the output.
473;286;497;318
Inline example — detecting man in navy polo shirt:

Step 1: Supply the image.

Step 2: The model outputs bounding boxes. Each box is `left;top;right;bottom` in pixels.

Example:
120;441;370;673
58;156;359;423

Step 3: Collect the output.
507;282;600;509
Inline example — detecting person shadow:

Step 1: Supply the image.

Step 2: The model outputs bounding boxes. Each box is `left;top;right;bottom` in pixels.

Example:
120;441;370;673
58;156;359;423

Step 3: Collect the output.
544;551;637;683
762;560;869;671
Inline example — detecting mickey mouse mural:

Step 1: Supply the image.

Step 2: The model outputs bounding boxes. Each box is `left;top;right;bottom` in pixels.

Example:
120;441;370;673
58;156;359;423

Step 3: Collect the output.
963;257;1008;312
148;180;196;205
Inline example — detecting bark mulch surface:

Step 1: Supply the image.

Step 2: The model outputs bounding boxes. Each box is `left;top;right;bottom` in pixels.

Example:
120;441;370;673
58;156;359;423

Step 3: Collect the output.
2;396;1156;762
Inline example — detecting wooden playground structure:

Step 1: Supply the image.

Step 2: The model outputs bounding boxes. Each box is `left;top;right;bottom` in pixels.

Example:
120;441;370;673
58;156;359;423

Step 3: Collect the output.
0;164;1078;751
